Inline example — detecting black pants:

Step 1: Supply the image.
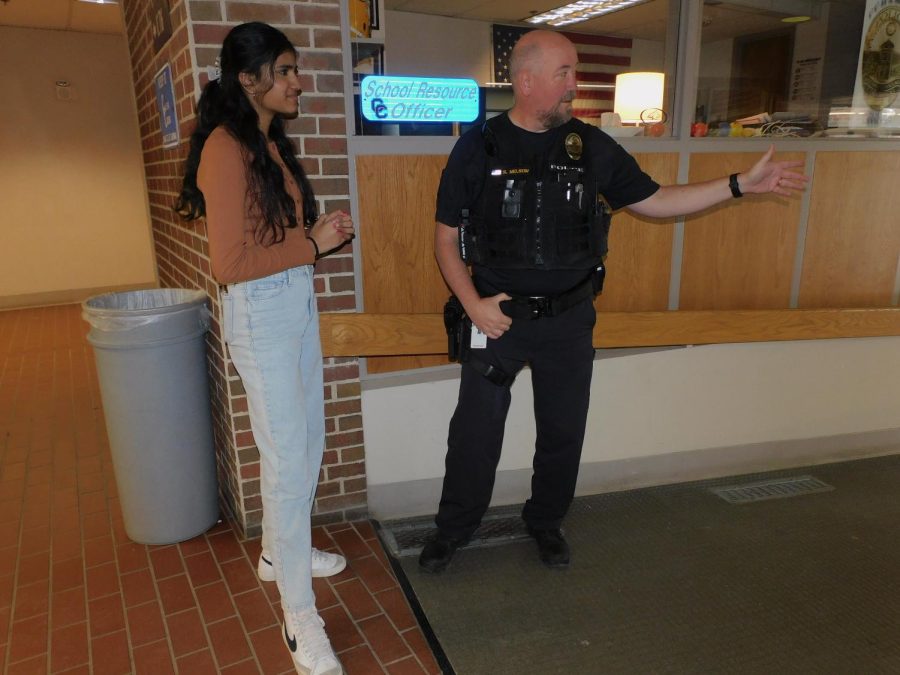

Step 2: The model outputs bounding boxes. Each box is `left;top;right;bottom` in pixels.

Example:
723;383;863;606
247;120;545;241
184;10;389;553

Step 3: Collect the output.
435;298;596;539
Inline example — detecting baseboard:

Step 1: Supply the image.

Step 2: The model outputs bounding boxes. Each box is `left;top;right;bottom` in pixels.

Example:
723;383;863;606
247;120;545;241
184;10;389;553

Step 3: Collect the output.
367;429;900;521
0;282;158;311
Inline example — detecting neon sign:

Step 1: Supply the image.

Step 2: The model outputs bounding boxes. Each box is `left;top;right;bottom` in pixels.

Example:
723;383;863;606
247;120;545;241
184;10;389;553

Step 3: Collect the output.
361;76;480;123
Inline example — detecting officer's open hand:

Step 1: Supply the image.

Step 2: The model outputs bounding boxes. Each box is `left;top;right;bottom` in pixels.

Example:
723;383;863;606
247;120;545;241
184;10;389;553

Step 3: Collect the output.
738;145;808;197
469;294;512;340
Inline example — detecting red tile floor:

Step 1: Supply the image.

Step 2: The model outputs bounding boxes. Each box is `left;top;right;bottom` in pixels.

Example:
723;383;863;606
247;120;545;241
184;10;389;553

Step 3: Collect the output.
0;304;440;674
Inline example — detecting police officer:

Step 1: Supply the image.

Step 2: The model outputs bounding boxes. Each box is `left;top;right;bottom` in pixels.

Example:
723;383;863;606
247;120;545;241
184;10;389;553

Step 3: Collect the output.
420;29;807;573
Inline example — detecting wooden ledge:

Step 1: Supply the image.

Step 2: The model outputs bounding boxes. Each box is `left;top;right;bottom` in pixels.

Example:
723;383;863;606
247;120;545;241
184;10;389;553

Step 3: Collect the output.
319;308;900;357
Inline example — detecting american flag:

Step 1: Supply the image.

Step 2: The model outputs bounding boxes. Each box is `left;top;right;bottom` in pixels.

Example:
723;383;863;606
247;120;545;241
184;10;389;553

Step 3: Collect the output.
492;24;633;121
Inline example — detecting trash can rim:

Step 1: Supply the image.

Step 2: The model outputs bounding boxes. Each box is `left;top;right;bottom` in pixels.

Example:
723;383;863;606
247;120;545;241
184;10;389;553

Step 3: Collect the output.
83;289;208;315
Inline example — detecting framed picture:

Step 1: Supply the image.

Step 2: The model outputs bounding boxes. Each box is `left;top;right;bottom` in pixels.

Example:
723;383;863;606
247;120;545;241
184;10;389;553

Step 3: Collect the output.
352;42;384;87
368;0;380;31
349;0;370;38
149;0;173;54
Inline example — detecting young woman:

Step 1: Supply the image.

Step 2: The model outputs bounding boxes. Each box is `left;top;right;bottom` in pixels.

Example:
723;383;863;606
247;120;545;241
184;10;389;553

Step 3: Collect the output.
176;22;354;675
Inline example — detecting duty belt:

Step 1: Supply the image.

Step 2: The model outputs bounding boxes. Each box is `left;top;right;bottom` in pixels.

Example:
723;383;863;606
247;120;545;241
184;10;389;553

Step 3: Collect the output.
475;276;595;320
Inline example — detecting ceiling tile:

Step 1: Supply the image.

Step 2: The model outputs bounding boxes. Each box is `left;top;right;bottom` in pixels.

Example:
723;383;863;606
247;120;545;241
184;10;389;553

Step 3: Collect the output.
0;0;70;30
0;0;123;34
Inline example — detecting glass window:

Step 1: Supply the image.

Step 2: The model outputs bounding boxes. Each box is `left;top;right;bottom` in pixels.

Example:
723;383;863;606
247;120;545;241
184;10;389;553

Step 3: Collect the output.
352;0;681;137
694;0;899;139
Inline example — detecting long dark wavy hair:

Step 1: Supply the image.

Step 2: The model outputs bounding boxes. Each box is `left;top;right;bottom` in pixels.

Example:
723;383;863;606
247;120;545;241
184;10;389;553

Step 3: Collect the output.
175;22;317;245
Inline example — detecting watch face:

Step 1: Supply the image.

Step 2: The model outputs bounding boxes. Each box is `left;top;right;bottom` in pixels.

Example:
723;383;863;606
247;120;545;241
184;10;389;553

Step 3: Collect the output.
861;6;900;111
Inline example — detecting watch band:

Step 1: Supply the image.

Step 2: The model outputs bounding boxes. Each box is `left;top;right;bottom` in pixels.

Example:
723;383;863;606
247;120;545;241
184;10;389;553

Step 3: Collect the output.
729;173;743;198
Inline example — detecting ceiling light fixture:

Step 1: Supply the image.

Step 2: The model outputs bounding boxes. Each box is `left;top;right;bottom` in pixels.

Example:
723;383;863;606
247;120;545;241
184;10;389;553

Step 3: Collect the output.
524;0;650;27
77;0;119;4
782;15;811;23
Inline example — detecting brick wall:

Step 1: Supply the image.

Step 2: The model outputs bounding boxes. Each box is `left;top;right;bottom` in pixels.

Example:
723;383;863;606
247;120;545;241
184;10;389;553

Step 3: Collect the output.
120;0;366;537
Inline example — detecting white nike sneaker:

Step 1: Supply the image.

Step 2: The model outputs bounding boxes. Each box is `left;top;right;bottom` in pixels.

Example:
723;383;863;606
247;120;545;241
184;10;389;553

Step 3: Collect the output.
258;548;347;582
258;552;275;582
310;548;347;577
282;608;343;675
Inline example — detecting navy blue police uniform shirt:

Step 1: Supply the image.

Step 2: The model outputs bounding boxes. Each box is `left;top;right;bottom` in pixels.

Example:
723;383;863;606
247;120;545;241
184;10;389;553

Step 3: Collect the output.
435;113;660;297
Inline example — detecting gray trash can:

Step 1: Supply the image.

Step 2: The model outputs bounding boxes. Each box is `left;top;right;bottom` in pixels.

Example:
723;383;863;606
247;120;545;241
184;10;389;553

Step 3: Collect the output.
82;289;219;545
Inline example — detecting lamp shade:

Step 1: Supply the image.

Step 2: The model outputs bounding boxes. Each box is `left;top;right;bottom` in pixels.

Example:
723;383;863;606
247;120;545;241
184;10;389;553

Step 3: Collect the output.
613;72;665;123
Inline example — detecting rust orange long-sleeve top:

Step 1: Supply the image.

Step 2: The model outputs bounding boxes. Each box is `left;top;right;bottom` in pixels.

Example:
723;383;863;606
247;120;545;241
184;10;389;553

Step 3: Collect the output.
197;126;316;284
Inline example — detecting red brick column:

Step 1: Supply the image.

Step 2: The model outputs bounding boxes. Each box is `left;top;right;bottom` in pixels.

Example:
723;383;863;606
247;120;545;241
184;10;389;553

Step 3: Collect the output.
120;0;366;537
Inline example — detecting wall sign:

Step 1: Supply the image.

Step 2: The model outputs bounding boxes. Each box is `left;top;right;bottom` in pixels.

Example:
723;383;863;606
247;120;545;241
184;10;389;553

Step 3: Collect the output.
149;0;173;54
851;0;900;124
361;76;479;123
154;63;180;149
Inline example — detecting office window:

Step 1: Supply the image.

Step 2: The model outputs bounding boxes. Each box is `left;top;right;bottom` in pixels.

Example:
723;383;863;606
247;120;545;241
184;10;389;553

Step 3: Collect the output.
694;0;899;139
352;0;681;137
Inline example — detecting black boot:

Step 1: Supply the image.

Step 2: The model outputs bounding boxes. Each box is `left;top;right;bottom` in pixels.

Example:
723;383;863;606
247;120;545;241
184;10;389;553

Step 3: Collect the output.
418;532;468;573
527;527;570;568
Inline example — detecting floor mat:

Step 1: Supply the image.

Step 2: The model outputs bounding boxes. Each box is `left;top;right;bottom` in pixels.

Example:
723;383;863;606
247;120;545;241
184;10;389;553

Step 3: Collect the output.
381;454;900;674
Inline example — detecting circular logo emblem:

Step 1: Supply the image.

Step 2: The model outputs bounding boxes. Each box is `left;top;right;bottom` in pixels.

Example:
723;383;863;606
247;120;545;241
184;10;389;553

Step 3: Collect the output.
565;133;583;160
862;6;900;111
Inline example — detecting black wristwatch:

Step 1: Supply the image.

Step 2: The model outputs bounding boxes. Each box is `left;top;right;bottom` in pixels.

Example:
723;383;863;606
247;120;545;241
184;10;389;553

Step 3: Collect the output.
729;173;743;198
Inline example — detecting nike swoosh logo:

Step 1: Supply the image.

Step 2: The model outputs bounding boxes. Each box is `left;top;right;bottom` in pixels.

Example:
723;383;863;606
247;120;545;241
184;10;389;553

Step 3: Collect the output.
262;555;272;566
284;623;297;652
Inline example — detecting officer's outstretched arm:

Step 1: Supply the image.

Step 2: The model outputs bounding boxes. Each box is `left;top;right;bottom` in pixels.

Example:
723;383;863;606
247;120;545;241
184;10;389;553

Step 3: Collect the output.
628;146;807;219
435;222;511;339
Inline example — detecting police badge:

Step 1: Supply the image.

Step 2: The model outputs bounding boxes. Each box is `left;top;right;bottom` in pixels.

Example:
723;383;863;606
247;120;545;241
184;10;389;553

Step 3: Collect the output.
565;133;583;160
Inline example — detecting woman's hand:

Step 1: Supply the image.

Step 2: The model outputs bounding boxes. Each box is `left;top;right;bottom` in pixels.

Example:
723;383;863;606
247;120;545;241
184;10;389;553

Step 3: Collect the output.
308;211;355;257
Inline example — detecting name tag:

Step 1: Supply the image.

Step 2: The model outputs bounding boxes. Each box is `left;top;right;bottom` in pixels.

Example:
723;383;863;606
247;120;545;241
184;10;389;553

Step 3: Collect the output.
470;324;487;349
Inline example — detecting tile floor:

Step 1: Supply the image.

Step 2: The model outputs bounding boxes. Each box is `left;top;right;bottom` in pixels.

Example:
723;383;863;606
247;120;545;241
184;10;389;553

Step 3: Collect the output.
0;304;440;674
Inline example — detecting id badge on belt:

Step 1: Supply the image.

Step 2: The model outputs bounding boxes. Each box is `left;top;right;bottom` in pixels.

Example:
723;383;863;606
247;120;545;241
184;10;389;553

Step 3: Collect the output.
470;324;487;349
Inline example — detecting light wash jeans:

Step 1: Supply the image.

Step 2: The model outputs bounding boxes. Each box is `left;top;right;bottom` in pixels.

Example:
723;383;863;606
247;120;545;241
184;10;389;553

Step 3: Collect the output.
222;265;324;613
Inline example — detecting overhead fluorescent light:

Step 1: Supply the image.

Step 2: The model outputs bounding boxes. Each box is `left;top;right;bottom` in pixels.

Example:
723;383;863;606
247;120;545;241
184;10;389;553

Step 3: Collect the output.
524;0;650;27
77;0;119;4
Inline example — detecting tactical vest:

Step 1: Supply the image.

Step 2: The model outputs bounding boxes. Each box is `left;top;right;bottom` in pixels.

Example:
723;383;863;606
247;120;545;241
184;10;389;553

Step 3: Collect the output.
459;115;611;271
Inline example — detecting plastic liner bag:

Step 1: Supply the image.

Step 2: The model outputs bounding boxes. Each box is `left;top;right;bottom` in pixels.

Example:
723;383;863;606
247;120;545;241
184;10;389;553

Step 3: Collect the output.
83;289;209;337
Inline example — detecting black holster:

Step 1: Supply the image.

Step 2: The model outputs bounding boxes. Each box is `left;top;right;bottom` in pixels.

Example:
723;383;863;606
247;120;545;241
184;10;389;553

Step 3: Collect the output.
443;295;468;363
592;262;606;295
442;295;515;387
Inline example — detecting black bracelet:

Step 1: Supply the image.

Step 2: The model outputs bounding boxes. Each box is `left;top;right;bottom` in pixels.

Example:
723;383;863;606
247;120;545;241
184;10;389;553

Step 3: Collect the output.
729;173;743;198
307;236;321;259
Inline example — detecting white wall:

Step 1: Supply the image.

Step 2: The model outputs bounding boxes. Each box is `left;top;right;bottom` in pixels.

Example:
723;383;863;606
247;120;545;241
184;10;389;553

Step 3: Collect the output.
384;11;492;82
697;38;735;124
0;27;156;307
630;37;666;71
362;337;900;518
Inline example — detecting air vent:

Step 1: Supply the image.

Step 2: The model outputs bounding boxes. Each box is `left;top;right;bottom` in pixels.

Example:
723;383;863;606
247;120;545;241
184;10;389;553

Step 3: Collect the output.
709;475;833;504
380;513;528;558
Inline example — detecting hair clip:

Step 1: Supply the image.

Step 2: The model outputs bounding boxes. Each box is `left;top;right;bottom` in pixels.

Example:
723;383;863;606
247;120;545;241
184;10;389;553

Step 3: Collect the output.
206;56;222;82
